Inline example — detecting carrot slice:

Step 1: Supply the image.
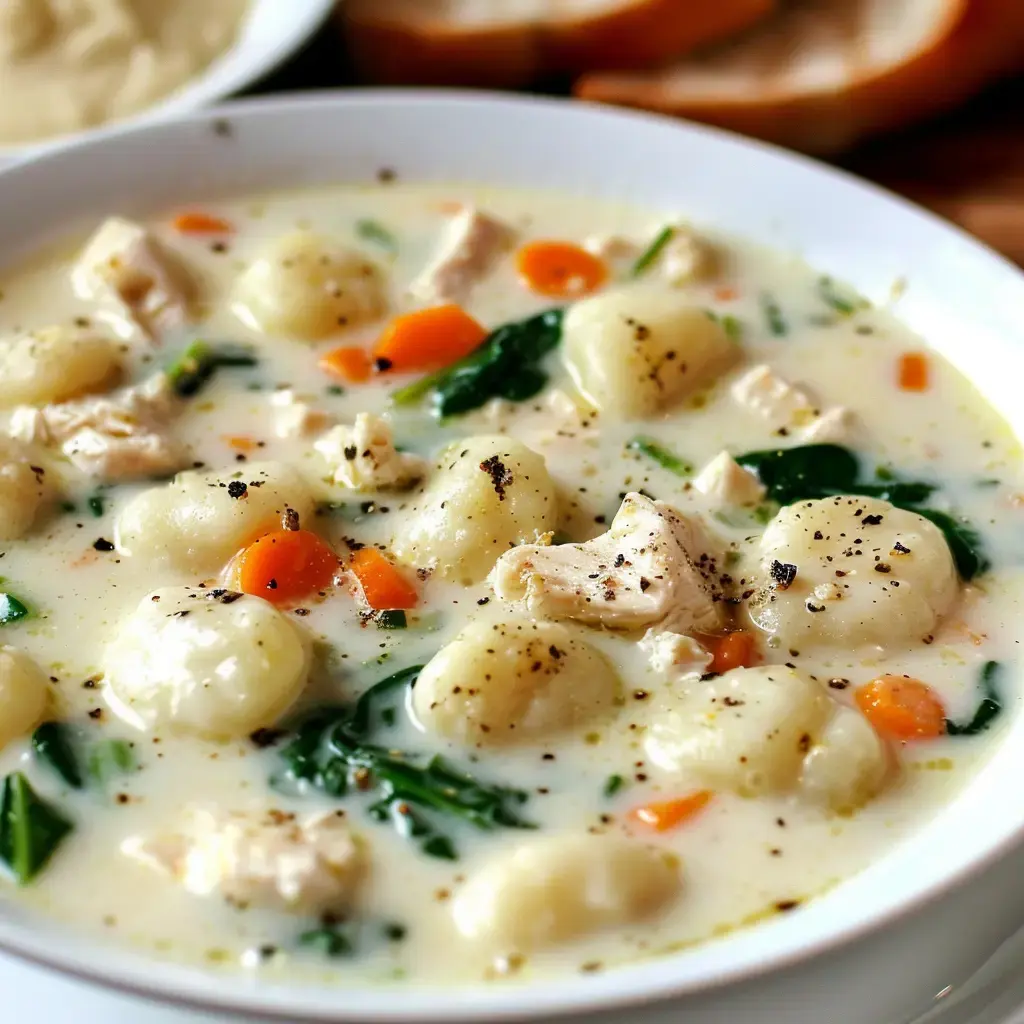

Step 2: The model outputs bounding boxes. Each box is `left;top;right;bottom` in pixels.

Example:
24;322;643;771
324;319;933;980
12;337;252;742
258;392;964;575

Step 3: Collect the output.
235;530;338;605
898;352;930;392
714;286;739;301
709;631;758;675
855;675;946;740
516;240;608;298
373;304;487;373
631;791;713;832
223;434;259;453
319;345;372;384
350;548;418;610
172;211;234;235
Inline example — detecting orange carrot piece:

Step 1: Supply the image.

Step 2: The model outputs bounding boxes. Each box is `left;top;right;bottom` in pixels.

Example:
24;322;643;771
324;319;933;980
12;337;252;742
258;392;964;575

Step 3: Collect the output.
350;548;418;610
224;434;259;453
373;304;487;374
235;530;338;605
714;286;739;301
631;791;713;832
709;631;757;675
172;211;234;235
898;352;930;392
319;345;372;384
855;675;946;740
516;240;608;299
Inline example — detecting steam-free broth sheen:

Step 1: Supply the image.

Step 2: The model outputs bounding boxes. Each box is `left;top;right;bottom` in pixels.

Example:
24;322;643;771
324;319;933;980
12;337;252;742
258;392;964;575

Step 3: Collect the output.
0;182;1019;986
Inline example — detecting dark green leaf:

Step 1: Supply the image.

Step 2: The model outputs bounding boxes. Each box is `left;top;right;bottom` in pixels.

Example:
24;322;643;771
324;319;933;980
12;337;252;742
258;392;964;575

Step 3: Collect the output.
87;495;105;517
167;340;258;398
356;219;398;253
87;740;135;784
947;661;1003;736
59;501;77;514
761;293;788;337
0;592;29;625
603;774;625;798
915;509;989;581
347;665;423;737
299;925;353;958
627;436;692;477
376;610;407;630
0;773;73;884
31;723;83;789
630;226;675;278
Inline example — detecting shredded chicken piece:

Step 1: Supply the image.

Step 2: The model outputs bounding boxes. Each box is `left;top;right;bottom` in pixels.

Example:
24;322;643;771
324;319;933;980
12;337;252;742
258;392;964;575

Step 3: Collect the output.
122;807;365;915
314;413;426;492
660;226;716;285
693;451;766;506
731;364;818;428
798;405;859;444
583;234;639;263
270;389;333;439
9;374;186;481
491;492;726;633
71;217;195;339
639;629;712;679
409;207;515;303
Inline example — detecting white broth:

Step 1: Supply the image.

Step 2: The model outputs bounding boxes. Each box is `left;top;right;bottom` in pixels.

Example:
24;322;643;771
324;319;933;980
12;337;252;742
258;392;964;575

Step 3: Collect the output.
0;182;1020;987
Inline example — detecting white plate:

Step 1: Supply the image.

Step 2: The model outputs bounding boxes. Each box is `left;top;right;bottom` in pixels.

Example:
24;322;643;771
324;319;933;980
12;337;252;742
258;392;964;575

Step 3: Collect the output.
1;92;1024;1023
0;0;335;163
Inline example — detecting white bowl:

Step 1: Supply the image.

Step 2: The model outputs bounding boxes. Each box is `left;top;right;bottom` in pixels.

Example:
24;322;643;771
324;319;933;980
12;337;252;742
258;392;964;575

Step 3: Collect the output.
0;0;335;163
1;92;1023;1023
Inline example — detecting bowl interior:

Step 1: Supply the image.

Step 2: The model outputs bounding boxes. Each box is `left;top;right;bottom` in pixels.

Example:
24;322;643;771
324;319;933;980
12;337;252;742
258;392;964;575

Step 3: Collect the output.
0;92;1023;1022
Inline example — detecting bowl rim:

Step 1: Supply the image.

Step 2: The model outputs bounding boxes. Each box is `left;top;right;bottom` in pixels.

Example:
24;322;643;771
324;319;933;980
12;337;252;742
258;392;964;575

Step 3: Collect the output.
1;88;1024;1022
0;0;335;163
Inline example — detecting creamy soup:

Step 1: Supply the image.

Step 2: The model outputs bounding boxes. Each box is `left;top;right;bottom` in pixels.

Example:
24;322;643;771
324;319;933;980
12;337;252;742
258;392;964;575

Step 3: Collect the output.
0;182;1019;988
0;0;248;145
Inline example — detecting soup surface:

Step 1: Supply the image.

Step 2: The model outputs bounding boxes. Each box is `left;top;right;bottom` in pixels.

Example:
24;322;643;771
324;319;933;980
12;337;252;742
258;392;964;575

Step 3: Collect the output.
0;181;1019;987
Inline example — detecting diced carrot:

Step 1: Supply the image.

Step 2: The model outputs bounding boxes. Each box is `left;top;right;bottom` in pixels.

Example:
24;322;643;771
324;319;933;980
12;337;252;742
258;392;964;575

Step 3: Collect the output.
319;345;372;384
349;548;418;610
898;352;930;392
630;791;713;832
714;286;739;301
172;211;234;235
516;240;608;299
435;200;464;214
855;675;946;740
373;304;487;374
235;530;338;605
709;631;758;675
223;434;259;453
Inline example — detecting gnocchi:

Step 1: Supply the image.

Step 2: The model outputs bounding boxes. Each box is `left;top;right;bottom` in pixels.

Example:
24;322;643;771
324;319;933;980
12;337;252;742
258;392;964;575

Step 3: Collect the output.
391;435;558;583
0;646;48;750
102;587;310;738
412;616;620;747
0;441;51;540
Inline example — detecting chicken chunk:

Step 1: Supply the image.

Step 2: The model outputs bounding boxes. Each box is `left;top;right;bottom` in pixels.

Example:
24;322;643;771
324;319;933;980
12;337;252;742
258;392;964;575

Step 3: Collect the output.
491;492;726;633
659;226;717;285
314;413;426;491
270;389;333;439
730;364;818;429
798;405;860;445
410;207;515;303
71;217;195;339
10;374;187;481
638;629;712;680
123;807;365;915
693;451;766;506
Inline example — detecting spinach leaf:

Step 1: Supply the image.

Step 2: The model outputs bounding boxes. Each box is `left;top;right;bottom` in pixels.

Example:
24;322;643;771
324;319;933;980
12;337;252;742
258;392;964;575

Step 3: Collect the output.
31;723;83;789
0;773;73;884
630;226;675;278
391;309;564;418
626;436;692;476
299;923;354;958
0;590;29;625
87;494;105;517
376;610;407;630
277;665;534;859
736;444;987;580
356;219;397;254
946;661;1003;736
167;340;258;397
88;739;136;784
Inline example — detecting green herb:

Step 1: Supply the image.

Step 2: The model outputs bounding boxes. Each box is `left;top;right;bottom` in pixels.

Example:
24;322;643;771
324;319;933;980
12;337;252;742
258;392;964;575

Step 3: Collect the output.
603;774;626;798
380;707;397;727
88;739;135;784
59;501;77;514
735;444;987;580
947;661;1003;736
167;340;258;397
315;501;354;519
31;723;83;789
278;666;534;859
391;308;564;418
325;385;345;396
817;276;864;317
356;219;398;254
0;591;29;625
376;610;407;630
299;924;354;958
706;310;743;342
630;226;675;278
383;922;407;942
0;772;73;884
760;293;788;337
87;494;105;517
627;436;692;476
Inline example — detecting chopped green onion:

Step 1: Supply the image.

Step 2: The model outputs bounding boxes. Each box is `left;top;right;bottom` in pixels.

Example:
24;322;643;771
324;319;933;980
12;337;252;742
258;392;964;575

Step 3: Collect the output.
0;772;73;884
167;340;258;398
356;219;398;254
603;774;626;798
31;723;83;789
817;276;864;317
299;925;354;958
760;293;788;337
631;226;675;278
626;436;692;476
376;610;407;630
707;310;744;342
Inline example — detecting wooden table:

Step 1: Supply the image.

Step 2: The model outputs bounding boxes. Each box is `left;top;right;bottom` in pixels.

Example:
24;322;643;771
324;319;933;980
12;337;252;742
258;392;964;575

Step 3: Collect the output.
256;25;1024;267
